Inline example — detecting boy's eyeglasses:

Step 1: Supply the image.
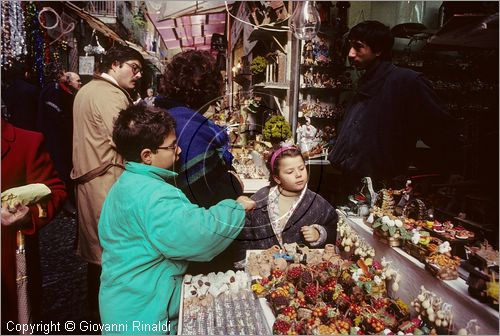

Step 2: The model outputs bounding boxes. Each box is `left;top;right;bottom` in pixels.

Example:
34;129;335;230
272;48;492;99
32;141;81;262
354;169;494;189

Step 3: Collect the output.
157;144;177;151
124;62;143;75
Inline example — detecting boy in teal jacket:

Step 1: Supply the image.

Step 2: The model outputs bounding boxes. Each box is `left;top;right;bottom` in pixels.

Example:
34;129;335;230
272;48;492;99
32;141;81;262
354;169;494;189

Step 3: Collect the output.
98;105;255;334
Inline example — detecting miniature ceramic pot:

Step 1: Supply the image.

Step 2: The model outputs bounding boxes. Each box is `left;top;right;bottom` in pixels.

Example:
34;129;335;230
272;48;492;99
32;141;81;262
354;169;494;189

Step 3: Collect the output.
324;244;336;254
273;257;288;271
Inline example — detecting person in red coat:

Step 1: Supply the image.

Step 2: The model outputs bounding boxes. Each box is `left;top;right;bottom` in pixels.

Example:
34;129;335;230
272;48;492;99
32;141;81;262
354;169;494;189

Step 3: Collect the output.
1;118;66;332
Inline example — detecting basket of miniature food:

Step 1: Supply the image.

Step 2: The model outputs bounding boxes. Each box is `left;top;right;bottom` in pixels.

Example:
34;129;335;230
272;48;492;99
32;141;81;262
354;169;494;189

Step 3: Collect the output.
403;235;442;263
402;239;428;263
372;216;408;247
425;253;461;280
374;228;402;247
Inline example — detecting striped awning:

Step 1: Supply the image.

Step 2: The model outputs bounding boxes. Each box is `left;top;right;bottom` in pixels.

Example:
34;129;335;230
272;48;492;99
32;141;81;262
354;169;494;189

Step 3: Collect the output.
146;1;233;51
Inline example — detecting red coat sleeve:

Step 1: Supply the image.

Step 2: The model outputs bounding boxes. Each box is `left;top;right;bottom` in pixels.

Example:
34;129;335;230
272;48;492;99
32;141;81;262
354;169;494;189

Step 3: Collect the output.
21;132;67;235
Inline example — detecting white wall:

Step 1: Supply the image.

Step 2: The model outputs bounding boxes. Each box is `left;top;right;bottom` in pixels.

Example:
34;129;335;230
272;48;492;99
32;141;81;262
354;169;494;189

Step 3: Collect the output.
347;1;443;29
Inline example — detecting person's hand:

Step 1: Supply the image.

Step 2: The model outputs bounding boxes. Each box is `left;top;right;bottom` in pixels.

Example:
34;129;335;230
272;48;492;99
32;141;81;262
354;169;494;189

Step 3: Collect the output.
1;201;31;228
301;225;320;243
236;196;256;212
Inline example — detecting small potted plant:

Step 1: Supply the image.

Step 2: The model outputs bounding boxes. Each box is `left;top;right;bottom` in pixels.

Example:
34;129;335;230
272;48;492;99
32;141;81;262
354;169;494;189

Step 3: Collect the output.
250;56;267;83
262;115;292;147
372;215;410;247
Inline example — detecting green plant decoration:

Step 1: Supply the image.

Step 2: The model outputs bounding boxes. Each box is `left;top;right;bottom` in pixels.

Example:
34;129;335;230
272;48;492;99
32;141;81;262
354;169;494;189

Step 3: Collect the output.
262;115;292;143
132;8;146;28
250;56;267;75
372;216;410;239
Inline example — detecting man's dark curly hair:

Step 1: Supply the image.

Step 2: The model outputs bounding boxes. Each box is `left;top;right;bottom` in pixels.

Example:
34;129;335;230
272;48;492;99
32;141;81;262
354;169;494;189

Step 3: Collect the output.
113;104;176;162
348;20;394;61
160;50;223;111
99;44;146;73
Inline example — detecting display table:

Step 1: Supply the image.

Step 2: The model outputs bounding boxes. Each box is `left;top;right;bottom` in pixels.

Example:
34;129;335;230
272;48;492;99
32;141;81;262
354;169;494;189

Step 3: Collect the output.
342;212;499;335
178;271;271;335
241;178;269;194
177;211;498;335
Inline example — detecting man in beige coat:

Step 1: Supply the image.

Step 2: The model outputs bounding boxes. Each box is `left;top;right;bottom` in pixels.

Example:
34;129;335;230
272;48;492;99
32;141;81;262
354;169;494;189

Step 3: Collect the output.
71;45;145;321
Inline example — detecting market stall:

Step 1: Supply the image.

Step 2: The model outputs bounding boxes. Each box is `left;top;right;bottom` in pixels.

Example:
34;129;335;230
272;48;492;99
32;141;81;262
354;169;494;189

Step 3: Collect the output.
344;213;499;335
176;209;499;335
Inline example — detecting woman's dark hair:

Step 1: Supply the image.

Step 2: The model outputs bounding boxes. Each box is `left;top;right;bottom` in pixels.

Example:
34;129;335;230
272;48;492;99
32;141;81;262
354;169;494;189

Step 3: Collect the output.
267;147;305;186
100;45;146;73
160;50;223;111
113;104;176;162
43;61;64;84
348;20;394;61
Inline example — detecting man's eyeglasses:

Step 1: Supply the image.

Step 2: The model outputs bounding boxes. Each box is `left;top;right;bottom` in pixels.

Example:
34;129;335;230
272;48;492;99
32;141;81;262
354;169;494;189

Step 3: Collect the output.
124;62;143;75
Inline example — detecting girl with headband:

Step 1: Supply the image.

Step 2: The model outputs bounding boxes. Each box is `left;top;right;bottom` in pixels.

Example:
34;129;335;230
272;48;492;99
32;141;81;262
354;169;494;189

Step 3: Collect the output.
232;146;338;266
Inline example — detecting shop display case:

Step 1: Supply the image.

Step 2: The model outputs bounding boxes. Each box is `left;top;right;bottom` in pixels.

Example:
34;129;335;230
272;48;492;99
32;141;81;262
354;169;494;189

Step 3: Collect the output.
179;270;271;335
177;212;499;335
297;35;352;159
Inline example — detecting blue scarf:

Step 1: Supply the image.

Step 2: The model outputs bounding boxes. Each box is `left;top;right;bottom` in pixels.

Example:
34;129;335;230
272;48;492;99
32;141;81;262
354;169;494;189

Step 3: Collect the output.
167;106;233;187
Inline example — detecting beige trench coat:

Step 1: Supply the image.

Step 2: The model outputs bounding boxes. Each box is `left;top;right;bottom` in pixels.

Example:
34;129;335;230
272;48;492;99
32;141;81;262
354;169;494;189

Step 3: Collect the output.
71;75;133;264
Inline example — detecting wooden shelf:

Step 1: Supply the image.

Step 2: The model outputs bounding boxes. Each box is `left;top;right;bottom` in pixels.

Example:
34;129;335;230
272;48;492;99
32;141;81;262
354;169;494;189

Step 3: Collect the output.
253;82;290;90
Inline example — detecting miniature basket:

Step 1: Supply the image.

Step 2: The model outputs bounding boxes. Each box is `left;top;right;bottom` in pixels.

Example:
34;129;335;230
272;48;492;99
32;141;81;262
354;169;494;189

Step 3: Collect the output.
370;280;387;297
425;262;458;281
402;240;428;263
373;228;401;247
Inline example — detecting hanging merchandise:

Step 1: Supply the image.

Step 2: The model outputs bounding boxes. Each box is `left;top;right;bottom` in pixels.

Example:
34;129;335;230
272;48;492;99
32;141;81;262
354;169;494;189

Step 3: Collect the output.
38;6;75;45
225;1;320;41
1;1;27;68
38;8;51;68
78;56;95;76
79;29;106;76
83;29;106;56
24;2;45;85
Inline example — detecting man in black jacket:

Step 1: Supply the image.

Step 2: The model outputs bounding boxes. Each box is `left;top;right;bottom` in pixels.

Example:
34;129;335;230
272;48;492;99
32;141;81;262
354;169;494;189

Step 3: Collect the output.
328;21;463;200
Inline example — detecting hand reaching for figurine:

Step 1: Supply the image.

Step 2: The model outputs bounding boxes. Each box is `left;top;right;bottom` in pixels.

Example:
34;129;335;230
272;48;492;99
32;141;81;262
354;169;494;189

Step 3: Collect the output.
236;196;256;212
1;201;31;228
301;225;320;243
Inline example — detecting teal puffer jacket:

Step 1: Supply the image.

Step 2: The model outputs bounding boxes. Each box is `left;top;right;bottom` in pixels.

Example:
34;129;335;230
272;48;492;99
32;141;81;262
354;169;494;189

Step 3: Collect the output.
98;162;245;334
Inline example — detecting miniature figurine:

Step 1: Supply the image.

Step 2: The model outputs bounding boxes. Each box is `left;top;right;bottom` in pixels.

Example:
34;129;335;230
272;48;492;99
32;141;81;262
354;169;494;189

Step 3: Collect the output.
302;40;314;65
397;179;413;208
297;116;319;153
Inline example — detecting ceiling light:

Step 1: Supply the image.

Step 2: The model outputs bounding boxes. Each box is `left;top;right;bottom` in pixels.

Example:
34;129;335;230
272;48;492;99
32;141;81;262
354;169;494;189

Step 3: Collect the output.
290;1;321;40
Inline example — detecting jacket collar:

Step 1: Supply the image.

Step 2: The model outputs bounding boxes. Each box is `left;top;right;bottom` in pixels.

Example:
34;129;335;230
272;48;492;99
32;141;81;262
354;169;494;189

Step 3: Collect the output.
357;61;395;97
284;188;314;230
59;81;74;95
1;119;15;158
92;74;134;104
125;161;178;181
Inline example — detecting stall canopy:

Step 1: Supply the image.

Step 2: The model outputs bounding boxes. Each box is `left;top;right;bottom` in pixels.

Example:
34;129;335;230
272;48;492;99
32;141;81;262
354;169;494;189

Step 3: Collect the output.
426;13;499;50
145;1;233;51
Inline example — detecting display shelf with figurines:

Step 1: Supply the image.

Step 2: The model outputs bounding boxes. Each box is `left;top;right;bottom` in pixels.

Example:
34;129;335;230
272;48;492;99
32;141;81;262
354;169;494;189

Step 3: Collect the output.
231;144;270;180
300;67;353;90
296;31;353;160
